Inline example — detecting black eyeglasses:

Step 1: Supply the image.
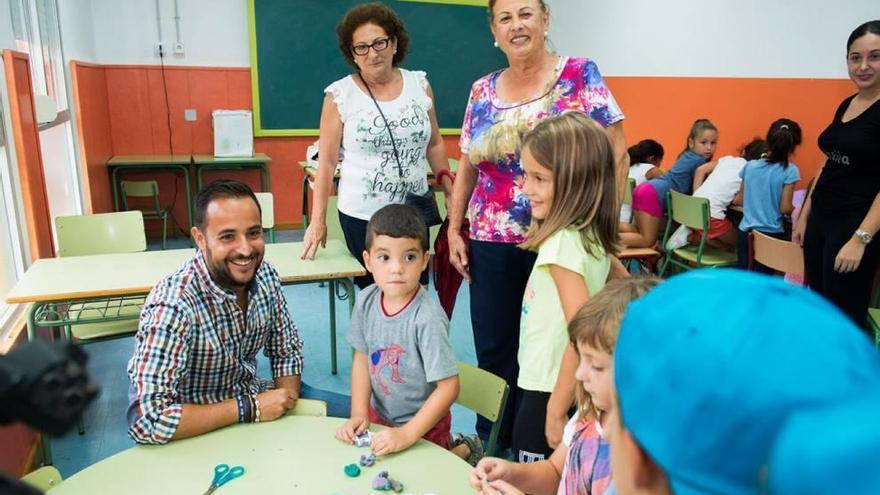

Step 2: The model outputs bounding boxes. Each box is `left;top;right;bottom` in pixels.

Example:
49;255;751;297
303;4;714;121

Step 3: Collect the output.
352;37;392;56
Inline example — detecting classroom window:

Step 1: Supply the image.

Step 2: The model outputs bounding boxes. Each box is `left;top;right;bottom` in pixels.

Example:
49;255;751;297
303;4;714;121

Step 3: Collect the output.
9;0;82;241
0;69;28;332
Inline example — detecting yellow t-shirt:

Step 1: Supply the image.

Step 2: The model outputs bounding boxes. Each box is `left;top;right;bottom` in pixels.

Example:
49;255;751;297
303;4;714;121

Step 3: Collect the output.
518;228;610;392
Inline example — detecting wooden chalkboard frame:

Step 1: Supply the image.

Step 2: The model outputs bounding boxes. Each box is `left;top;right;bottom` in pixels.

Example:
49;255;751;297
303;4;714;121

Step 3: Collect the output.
248;0;498;137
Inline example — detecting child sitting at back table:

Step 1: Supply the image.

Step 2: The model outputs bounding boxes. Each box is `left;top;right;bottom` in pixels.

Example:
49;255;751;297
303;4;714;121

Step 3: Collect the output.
733;119;802;271
335;204;480;463
688;138;769;250
620;139;664;223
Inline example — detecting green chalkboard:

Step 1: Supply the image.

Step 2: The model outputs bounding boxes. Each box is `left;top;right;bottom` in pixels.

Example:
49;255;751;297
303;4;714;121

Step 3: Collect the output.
247;0;506;136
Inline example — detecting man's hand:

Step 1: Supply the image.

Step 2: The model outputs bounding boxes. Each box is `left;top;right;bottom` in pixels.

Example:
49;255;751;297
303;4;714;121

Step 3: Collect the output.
256;388;296;422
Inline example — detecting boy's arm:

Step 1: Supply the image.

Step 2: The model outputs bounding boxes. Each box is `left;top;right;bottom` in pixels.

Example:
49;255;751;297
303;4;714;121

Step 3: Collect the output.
371;375;458;456
336;351;372;444
350;351;372;420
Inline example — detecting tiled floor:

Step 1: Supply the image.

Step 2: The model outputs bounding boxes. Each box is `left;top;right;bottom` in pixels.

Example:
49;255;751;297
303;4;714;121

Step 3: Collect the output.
50;230;478;478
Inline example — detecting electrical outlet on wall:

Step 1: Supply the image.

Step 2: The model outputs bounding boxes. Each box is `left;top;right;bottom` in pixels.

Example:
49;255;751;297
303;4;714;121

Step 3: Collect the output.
154;42;166;57
174;42;185;56
184;109;197;122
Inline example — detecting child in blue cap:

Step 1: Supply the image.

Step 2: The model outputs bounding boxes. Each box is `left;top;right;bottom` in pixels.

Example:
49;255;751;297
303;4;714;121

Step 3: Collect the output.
769;393;880;495
607;270;880;495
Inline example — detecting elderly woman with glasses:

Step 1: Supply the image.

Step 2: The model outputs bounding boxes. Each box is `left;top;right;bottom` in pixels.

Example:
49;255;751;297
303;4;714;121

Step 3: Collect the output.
301;2;452;289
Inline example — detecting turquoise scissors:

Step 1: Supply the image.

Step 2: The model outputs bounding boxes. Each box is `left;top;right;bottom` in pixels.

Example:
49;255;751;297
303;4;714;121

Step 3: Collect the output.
203;463;245;495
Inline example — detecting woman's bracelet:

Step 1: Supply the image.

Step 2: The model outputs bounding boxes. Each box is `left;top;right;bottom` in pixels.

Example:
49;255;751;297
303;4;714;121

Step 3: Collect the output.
434;168;455;186
252;394;261;423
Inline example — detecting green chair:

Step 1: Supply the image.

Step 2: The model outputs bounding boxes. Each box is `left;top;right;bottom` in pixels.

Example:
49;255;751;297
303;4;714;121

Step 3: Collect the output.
456;361;509;457
21;465;63;491
54;211;147;342
429;190;447;255
659;190;737;277
622;177;636;223
255;192;275;243
287;398;328;417
868;308;880;348
120;180;170;250
325;195;344;242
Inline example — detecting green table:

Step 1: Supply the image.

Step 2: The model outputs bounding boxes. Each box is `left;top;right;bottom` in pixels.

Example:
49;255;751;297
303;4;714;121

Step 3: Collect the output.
6;241;365;464
107;155;193;230
193;153;272;193
45;416;472;494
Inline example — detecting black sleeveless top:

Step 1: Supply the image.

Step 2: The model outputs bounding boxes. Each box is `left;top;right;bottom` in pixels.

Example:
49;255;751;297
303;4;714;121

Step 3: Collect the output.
814;95;880;216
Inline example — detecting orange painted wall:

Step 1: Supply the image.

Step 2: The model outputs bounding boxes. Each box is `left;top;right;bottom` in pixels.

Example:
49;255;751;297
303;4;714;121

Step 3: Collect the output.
73;63;855;230
74;64;460;231
71;62;114;214
3;50;54;259
605;76;855;187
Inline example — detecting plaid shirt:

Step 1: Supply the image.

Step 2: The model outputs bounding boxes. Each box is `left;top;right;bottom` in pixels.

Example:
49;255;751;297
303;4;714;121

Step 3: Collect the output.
126;251;303;444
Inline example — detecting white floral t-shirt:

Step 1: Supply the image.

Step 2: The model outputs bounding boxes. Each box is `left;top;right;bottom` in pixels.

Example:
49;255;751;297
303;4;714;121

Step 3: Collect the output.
325;69;433;220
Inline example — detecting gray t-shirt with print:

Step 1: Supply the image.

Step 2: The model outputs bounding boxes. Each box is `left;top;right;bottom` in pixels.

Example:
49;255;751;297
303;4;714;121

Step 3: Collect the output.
347;284;458;425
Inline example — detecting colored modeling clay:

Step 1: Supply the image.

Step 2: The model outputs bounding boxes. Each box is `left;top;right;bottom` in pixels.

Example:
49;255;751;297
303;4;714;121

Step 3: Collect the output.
359;453;376;466
343;463;361;477
354;431;372;448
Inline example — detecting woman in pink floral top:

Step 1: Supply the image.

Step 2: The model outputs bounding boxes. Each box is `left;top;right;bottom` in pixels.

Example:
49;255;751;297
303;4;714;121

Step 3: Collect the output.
446;0;627;457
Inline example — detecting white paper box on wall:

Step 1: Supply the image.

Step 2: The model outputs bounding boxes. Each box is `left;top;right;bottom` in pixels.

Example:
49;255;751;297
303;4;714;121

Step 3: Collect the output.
212;110;254;157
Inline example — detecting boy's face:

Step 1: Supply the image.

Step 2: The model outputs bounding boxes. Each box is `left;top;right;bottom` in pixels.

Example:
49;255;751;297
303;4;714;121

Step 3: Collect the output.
608;390;672;495
363;235;429;300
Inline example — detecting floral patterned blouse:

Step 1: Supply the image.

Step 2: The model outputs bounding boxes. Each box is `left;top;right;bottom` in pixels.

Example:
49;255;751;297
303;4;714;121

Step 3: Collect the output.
459;56;624;243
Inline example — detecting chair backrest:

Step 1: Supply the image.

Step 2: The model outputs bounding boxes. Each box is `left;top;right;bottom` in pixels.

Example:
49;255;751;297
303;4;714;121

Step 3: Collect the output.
121;180;161;212
623;177;636;206
255;192;275;229
456;361;509;455
325;195;344;241
21;466;63;490
429;190;447;253
287;398;327;417
668;190;709;230
55;211;147;257
752;230;804;276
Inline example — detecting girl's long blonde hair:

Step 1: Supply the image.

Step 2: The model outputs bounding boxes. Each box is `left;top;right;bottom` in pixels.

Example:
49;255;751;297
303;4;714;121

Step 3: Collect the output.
519;112;619;257
568;277;660;421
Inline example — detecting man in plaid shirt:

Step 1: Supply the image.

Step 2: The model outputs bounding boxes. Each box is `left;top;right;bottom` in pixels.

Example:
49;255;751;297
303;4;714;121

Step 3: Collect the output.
127;180;303;444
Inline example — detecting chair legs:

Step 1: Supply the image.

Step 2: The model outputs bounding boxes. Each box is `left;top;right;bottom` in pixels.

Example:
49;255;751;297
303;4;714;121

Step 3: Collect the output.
161;215;167;250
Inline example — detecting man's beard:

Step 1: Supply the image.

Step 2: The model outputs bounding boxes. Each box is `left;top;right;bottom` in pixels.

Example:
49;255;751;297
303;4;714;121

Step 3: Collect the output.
205;250;263;291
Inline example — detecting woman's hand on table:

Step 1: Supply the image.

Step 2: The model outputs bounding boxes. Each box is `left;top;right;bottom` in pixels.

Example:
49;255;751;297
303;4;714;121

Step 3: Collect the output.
448;229;472;283
469;457;513;492
301;221;327;260
335;415;370;444
834;237;866;273
371;426;417;456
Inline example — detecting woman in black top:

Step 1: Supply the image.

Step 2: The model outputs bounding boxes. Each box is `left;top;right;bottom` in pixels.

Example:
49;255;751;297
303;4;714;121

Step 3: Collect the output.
795;20;880;333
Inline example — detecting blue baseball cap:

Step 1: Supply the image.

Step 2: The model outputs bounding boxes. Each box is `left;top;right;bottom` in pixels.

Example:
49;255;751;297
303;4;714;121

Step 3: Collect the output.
769;393;880;495
614;270;880;495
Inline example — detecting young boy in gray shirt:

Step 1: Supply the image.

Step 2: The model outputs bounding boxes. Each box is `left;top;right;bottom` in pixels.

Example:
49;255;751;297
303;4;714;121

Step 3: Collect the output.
334;204;480;463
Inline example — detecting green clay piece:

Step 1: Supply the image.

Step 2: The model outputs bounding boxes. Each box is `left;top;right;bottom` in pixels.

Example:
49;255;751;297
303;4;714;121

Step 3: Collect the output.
344;463;361;477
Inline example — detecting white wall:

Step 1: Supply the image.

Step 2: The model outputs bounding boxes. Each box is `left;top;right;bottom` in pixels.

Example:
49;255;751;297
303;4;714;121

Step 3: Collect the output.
90;0;249;66
548;0;878;78
0;0;17;50
58;0;98;63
